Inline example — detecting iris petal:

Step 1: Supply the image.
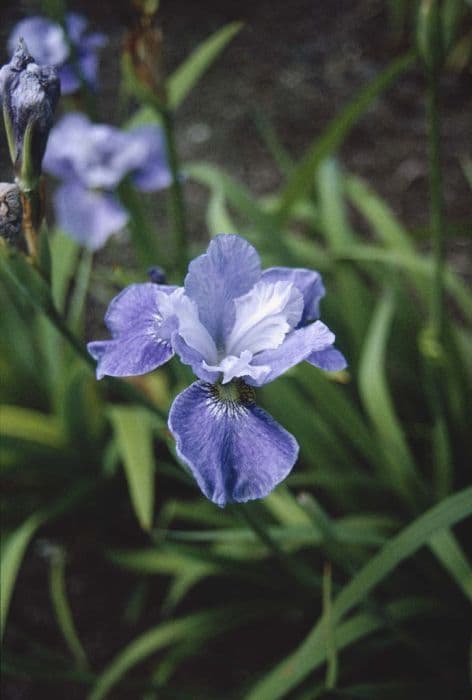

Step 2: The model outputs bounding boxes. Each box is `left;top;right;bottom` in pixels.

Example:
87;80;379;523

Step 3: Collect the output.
185;235;261;345
88;334;173;380
87;282;177;379
248;321;336;386
261;266;325;324
169;381;299;506
226;280;303;356
53;183;127;250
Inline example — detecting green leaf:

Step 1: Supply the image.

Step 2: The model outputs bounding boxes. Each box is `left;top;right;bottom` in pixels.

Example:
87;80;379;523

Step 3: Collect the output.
167;22;243;110
185;162;275;234
1;480;96;643
358;290;421;506
88;604;269;700
0;405;63;449
207;189;236;235
429;528;472;603
275;52;415;222
317;158;353;251
110;407;156;531
245;487;472;699
344;173;415;253
1;513;43;641
49;549;89;670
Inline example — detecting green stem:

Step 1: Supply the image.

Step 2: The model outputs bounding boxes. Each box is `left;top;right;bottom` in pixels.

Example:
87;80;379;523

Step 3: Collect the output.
425;67;452;499
161;108;187;276
68;249;93;335
118;181;162;269
235;504;321;593
427;69;444;338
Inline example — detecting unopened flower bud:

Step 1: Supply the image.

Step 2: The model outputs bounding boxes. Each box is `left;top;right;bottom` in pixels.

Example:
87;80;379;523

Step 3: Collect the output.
0;39;60;189
417;0;445;72
0;182;22;244
148;265;167;284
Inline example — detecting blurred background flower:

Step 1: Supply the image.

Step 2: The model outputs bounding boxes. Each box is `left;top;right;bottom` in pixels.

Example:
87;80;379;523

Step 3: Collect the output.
43;112;171;248
7;13;107;94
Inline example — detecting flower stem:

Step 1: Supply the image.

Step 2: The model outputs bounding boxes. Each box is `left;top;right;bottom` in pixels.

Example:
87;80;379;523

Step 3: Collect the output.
161;108;188;277
425;65;452;498
19;186;42;259
427;69;444;338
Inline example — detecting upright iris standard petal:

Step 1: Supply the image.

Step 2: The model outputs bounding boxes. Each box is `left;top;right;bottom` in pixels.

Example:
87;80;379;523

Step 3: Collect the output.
87;283;177;379
185;235;262;344
226;280;303;356
53;183;128;250
169;381;299;507
261;267;325;324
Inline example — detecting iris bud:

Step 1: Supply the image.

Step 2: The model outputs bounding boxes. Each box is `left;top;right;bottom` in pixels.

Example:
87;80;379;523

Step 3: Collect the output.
417;0;445;72
0;39;60;189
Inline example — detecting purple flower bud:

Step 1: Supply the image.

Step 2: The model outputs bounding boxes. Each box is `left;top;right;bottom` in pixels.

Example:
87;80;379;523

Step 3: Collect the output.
148;266;167;284
0;39;60;186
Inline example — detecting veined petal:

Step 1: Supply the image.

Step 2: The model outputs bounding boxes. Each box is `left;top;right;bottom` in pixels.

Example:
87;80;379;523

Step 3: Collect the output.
88;334;172;380
307;347;347;371
248;321;336;386
202;350;270;385
185;235;261;345
88;282;179;379
226;280;303;357
104;283;177;337
166;289;218;364
261;266;325;324
169;381;299;507
53;183;127;250
173;335;220;383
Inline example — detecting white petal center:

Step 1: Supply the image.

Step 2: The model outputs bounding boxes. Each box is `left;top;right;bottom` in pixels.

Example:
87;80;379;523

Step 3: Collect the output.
225;280;303;357
202;350;270;385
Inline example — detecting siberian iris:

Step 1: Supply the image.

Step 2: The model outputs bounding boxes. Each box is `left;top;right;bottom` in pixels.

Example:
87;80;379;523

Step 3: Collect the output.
8;13;106;94
43;113;171;249
88;235;346;506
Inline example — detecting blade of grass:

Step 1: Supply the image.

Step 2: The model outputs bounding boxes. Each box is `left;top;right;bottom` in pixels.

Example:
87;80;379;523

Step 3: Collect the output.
88;603;271;700
358;289;423;507
276;52;415;222
245;486;472;699
110;406;156;531
49;548;89;671
167;22;243;110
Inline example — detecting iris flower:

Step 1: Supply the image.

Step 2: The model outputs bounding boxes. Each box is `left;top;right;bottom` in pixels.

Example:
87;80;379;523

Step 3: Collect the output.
43;113;171;249
8;13;106;94
88;235;346;506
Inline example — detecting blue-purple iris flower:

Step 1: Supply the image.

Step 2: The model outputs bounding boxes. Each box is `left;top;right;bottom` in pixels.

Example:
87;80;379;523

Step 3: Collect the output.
88;235;346;506
43;113;171;249
8;14;106;94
